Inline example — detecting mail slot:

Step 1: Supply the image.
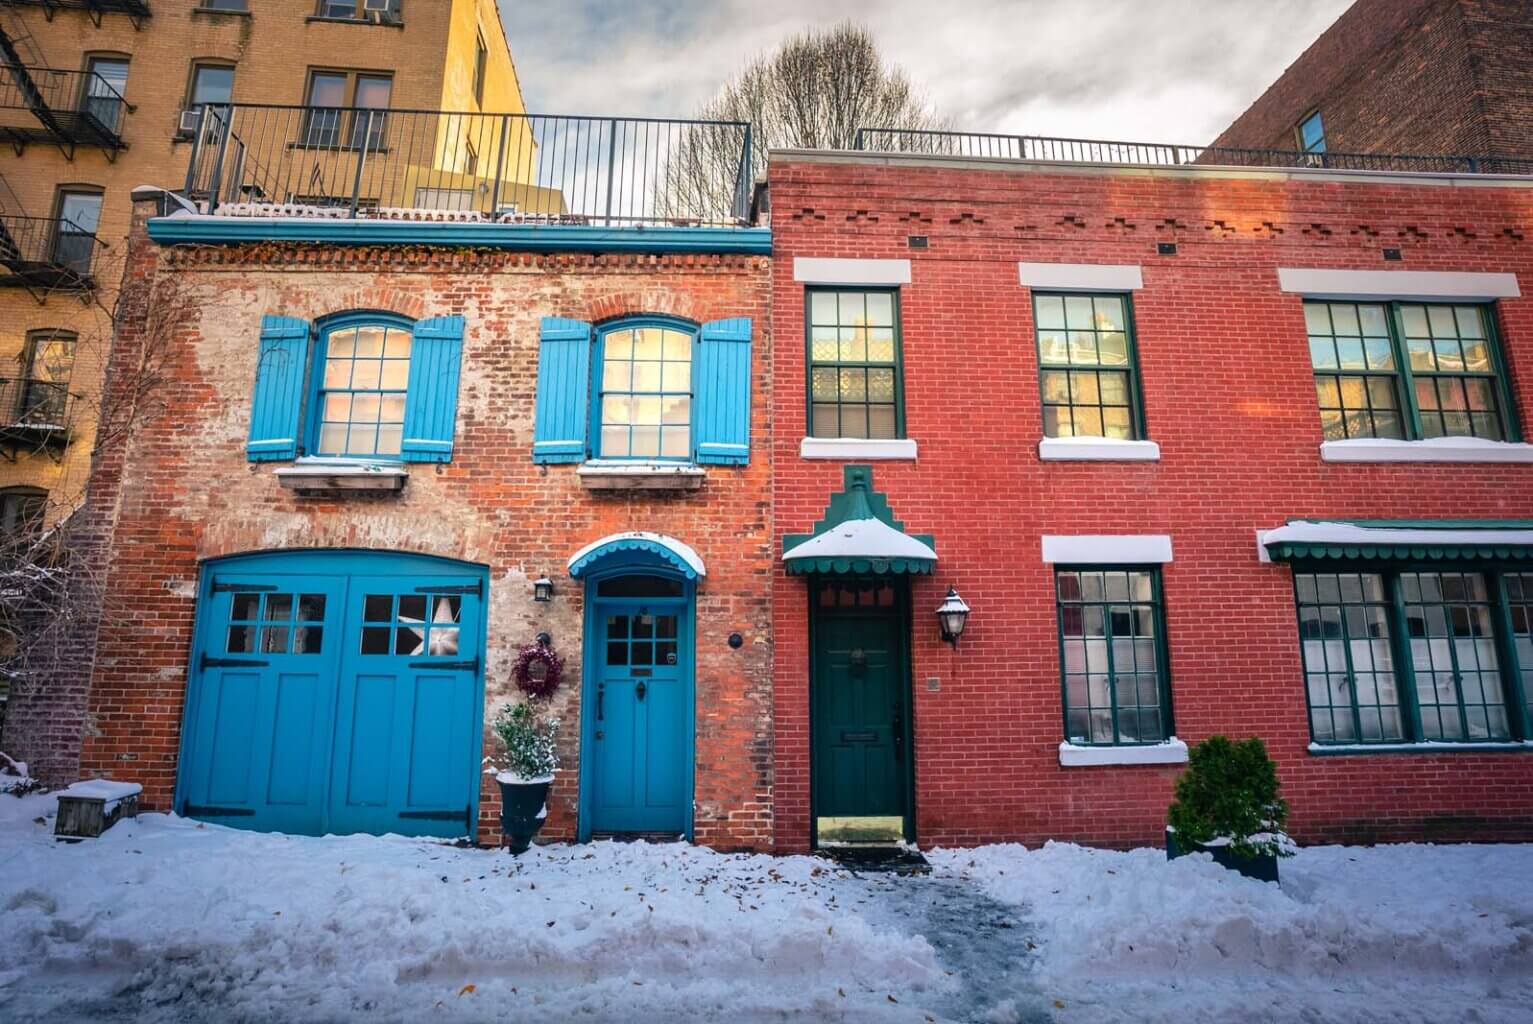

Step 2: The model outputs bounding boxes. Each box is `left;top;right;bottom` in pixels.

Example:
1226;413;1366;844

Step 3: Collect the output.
840;729;878;743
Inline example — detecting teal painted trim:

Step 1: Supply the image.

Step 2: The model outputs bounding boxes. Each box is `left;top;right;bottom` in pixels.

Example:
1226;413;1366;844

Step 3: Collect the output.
783;556;935;576
695;316;753;466
568;537;702;580
1305;518;1533;529
1308;743;1533;756
1268;543;1533;563
248;314;312;462
401;315;466;463
148;217;773;254
533;316;593;464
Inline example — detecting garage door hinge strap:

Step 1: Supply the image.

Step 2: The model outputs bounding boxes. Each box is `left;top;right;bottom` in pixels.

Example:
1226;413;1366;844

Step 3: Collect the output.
398;805;471;823
408;658;478;672
201;654;271;670
183;804;256;817
413;582;482;597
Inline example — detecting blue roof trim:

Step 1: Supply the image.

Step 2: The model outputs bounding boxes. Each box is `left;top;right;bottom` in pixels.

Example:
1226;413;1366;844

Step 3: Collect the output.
568;537;703;580
146;217;772;254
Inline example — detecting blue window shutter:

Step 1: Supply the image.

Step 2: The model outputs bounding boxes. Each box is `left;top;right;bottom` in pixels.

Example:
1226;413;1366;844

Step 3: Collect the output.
247;314;312;462
533;316;592;463
400;315;467;463
694;317;753;465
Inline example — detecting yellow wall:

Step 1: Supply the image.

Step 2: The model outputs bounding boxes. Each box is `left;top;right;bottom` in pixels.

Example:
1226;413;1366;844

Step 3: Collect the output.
0;0;529;523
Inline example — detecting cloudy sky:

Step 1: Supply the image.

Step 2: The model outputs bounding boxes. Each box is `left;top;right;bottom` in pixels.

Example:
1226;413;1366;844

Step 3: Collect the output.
498;0;1353;144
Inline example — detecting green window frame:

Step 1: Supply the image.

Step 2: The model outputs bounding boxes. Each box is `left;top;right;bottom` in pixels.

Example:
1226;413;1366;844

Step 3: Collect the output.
1033;292;1144;440
1304;300;1517;442
1294;567;1533;746
806;288;903;440
1055;567;1173;746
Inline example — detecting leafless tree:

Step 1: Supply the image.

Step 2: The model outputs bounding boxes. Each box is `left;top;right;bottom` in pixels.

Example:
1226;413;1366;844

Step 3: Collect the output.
655;22;952;224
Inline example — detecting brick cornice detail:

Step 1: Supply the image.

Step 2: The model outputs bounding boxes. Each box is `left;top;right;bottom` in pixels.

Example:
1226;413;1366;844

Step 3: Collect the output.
161;243;767;274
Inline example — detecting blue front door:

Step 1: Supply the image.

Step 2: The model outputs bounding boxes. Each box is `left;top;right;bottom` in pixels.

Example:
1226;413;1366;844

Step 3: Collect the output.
178;551;485;838
588;574;692;835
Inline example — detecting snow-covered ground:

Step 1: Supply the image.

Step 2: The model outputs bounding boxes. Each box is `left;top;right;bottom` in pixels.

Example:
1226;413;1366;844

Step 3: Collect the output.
2;792;1530;1023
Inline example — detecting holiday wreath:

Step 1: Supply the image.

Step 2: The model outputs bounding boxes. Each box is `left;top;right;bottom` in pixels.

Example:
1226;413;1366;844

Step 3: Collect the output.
513;640;565;699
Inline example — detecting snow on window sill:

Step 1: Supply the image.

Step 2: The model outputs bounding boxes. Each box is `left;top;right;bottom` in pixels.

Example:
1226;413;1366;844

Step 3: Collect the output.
1038;436;1160;462
578;460;706;491
275;458;408;493
1059;738;1188;767
1309;740;1533;755
799;437;918;460
1320;437;1533;463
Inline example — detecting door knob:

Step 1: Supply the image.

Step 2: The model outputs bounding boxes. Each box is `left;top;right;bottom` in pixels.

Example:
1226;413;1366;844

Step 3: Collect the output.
635;680;647;702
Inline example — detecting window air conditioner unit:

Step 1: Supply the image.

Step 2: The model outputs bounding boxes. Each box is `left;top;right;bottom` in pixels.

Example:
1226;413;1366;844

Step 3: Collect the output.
363;0;390;8
178;108;203;136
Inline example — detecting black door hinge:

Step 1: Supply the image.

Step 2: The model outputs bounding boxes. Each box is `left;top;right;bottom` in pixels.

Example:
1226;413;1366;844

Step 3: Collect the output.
413;581;482;598
200;654;271;671
183;803;256;817
408;658;478;672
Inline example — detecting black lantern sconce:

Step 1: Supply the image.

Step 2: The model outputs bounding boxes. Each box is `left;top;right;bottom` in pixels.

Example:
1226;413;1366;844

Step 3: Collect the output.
532;577;554;603
936;587;970;646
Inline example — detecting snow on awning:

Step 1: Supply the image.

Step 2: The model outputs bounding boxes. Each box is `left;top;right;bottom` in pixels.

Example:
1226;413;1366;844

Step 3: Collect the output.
567;532;706;580
782;465;936;576
1261;520;1533;563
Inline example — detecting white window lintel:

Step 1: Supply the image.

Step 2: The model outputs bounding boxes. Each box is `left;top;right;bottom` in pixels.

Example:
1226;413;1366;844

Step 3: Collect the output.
1038;436;1160;461
1277;268;1520;301
1042;534;1173;564
1320;437;1533;463
1019;262;1143;292
793;257;911;287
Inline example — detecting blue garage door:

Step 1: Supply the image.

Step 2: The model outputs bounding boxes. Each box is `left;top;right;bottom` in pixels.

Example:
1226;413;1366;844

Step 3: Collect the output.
177;551;486;838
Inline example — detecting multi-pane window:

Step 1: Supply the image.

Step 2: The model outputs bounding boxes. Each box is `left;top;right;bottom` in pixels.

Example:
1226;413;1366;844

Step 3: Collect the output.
21;329;75;425
54;191;102;275
1035;293;1138;439
473;30;488;106
84;57;129;135
302;70;392;148
360;592;461;657
226;591;326;655
1295;572;1404;743
807;290;901;439
1304;301;1512;442
315;321;412;458
1056;568;1170;745
188;63;234;110
0;488;47;536
1297;111;1326;154
597;324;693;459
1295;568;1532;745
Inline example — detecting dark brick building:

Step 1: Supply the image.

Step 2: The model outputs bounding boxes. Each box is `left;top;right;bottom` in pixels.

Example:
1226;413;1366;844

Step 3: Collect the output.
1214;0;1533;160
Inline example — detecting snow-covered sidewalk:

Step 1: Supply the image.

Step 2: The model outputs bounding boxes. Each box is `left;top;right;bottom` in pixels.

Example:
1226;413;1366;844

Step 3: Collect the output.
2;793;1530;1023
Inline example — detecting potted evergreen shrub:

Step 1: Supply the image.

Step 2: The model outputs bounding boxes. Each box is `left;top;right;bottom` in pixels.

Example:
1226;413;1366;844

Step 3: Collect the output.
487;700;559;854
1166;735;1294;883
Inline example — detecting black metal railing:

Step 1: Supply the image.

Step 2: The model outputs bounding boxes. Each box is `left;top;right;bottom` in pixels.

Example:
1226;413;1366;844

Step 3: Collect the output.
185;104;755;227
0;65;129;149
0;377;72;442
0;213;102;286
853;128;1533;176
2;0;150;21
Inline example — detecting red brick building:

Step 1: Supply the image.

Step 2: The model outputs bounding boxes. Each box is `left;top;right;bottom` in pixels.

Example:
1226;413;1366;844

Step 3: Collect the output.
770;149;1533;851
1214;0;1533;162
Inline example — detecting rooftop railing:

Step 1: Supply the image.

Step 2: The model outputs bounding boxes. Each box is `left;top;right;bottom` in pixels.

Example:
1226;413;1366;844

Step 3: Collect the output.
852;128;1533;176
0;65;130;153
185;104;755;227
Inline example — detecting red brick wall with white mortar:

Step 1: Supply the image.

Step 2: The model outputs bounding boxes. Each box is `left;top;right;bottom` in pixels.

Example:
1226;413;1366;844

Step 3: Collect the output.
75;198;774;850
770;153;1533;852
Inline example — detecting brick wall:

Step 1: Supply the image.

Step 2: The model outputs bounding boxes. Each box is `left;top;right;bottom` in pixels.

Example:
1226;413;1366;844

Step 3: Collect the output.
70;197;775;850
770;153;1533;851
1212;0;1522;157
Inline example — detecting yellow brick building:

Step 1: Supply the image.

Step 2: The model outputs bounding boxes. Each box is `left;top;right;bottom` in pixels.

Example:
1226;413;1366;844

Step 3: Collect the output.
0;0;529;532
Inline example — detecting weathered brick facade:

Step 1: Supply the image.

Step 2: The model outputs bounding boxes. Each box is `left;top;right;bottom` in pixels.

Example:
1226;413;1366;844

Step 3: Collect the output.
74;194;774;850
1214;0;1533;158
770;152;1533;851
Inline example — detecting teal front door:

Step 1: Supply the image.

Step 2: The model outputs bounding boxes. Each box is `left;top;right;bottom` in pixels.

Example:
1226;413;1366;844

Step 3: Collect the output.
587;574;692;835
811;580;912;845
178;551;486;838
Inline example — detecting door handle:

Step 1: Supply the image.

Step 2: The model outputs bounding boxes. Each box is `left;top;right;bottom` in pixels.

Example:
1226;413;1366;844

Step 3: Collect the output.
597;684;604;721
892;707;904;763
635;680;647;702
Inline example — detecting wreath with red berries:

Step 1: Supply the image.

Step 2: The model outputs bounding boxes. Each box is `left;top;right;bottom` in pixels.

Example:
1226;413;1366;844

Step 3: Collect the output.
513;641;565;699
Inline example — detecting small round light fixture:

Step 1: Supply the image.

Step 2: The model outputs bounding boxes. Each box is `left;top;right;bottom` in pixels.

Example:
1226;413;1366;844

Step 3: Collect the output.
532;577;554;603
936;587;970;646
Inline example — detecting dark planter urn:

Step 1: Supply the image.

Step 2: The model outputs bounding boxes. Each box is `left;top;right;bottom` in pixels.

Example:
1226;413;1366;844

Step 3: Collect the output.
1166;827;1279;884
497;773;552;854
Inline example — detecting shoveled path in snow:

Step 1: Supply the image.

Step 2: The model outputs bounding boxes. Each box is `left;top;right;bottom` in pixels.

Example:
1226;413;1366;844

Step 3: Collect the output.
831;868;1051;1022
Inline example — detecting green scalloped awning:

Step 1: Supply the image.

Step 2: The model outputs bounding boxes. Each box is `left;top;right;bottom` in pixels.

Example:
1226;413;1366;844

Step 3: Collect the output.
783;465;936;576
1262;520;1533;563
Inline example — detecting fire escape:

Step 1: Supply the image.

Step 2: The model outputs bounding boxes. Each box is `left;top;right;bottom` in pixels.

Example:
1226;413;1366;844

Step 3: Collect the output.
0;1;149;32
0;4;133;160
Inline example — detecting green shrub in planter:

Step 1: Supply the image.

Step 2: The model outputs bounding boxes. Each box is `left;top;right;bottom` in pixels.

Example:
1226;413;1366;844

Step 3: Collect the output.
1168;736;1294;863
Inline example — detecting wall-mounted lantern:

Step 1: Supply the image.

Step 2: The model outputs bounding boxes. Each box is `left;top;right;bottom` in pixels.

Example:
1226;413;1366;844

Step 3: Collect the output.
936;587;970;646
533;577;554;603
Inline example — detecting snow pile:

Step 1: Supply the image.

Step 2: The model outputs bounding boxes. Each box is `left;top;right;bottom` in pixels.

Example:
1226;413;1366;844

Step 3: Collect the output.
0;750;36;795
931;841;1533;1023
0;803;943;1022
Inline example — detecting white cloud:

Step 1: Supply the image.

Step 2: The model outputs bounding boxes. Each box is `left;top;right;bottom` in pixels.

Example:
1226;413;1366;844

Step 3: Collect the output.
498;0;1353;144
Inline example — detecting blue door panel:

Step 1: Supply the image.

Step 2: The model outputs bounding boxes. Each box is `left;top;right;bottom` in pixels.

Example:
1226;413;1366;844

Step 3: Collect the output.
179;554;486;839
644;680;686;821
265;673;322;806
206;671;260;804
